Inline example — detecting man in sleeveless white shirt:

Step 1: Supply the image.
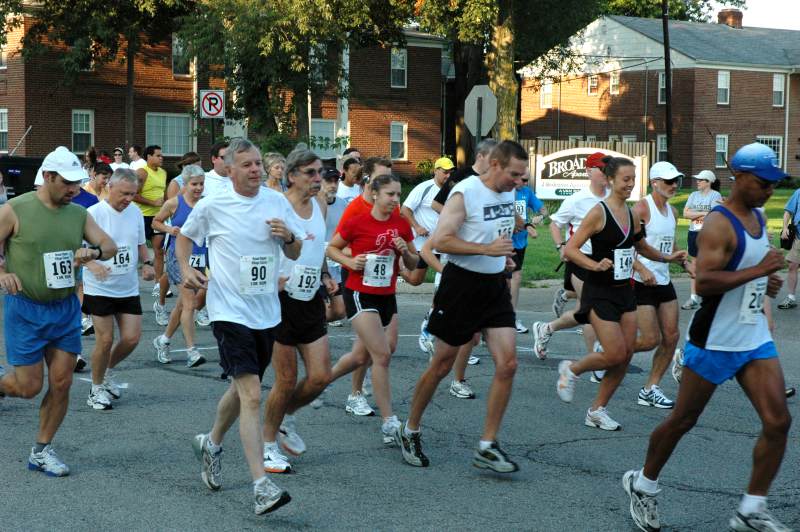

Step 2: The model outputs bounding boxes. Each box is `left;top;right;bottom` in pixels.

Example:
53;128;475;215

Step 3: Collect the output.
630;162;690;410
623;143;792;532
396;141;525;473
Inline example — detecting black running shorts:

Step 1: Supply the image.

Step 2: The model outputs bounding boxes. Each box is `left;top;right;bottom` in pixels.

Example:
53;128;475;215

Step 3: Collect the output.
511;247;526;272
574;282;636;324
212;321;274;380
634;281;678;308
82;294;142;317
274;291;327;346
343;288;397;327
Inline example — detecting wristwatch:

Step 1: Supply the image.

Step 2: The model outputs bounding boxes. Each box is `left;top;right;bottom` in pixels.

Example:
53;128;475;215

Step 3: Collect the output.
284;233;296;245
555;242;565;250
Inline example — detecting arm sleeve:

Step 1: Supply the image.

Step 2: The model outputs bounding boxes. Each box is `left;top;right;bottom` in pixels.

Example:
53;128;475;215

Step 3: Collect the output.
402;181;425;211
179;200;210;247
399;218;414;242
528;190;544;213
138;213;146;245
549;196;574;227
785;191;800;213
432;177;454;205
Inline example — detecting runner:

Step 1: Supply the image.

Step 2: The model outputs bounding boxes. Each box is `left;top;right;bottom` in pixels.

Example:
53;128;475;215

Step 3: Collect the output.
82;168;155;410
681;170;723;310
0;146;116;476
261;147;338;473
395;140;526;471
327;173;418;445
336;157;362;204
430;138;497;213
623;143;793;532
151;164;208;367
165;151;202;199
180;137;299;514
630;162;691;410
203;141;231;198
319;167;347;324
554;156;685;431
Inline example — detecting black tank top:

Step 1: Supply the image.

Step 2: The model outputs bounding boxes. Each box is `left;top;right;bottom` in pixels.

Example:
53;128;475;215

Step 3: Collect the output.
588;201;636;286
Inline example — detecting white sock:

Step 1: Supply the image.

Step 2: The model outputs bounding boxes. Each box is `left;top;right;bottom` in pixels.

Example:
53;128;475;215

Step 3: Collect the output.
788;294;796;301
206;436;221;454
91;384;104;393
478;440;494;451
160;334;171;344
404;424;419;437
738;494;767;515
253;476;267;491
690;294;700;302
545;323;553;334
263;440;277;450
634;469;659;494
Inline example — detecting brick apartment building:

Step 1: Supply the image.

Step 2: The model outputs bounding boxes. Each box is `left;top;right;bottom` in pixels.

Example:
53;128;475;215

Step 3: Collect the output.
0;16;444;177
520;9;800;185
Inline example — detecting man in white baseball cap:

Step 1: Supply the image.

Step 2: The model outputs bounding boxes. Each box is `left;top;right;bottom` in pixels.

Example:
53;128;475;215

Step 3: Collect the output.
681;169;722;310
34;146;88;188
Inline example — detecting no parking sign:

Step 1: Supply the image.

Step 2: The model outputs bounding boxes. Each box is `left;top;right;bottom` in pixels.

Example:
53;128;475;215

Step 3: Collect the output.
199;90;225;119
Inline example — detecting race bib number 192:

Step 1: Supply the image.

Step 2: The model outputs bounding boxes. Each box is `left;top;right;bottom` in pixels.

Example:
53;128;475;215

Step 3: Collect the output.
44;250;75;289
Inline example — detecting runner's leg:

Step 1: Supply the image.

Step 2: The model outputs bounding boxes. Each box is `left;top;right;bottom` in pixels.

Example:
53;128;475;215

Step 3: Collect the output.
262;342;298;444
481;327;517;441
37;348;75;443
406;339;460;431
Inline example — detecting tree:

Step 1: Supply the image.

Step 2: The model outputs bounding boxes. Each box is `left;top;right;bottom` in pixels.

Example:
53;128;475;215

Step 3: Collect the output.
601;0;745;21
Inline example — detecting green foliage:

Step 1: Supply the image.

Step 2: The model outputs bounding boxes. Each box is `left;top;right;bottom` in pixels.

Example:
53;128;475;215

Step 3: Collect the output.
256;132;299;157
416;158;435;182
600;0;746;21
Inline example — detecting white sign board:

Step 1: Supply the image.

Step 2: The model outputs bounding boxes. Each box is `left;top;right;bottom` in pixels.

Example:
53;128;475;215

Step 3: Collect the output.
200;90;225;119
464;85;497;136
533;147;647;201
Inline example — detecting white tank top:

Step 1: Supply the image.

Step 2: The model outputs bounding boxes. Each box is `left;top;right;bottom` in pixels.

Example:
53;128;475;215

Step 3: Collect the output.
633;194;675;286
448;175;515;274
281;198;327;301
687;206;772;351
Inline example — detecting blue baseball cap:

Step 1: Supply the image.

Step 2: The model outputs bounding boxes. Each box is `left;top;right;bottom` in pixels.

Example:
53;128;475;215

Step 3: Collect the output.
729;142;787;182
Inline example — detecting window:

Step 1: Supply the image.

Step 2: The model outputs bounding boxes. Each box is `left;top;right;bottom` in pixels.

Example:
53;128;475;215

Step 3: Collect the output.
587;75;598;96
609;72;620;95
756;135;783;167
715;134;728;168
0;46;6;70
72;109;93;154
773;74;785;107
658;72;667;104
568;135;583;143
622;135;637;143
0;109;7;152
586;135;597;142
717;71;730;105
390;121;407;160
146;113;192;156
608;134;620;142
657;134;668;162
310;119;337;159
540;81;553;109
172;34;191;76
537;135;551;140
390;48;407;88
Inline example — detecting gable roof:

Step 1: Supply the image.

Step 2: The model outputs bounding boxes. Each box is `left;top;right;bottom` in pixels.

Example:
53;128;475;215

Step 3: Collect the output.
610;15;800;67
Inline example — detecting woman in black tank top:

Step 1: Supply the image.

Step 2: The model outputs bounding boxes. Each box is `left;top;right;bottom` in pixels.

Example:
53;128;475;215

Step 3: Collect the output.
556;156;686;430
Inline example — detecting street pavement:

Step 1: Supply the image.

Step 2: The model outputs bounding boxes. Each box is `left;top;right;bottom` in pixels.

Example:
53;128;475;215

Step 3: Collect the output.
1;278;798;531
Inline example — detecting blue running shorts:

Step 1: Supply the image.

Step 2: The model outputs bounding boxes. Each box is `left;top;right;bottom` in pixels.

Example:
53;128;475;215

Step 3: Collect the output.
683;341;778;385
4;294;82;366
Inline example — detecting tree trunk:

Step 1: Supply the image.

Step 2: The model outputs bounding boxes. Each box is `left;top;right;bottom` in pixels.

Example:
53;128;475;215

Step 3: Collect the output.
486;0;518;141
125;31;138;148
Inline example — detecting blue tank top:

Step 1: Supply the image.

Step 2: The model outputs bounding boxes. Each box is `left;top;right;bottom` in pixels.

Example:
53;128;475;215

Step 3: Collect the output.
170;195;206;255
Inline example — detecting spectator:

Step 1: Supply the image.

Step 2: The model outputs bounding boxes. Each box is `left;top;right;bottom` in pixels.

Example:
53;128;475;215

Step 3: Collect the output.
263;152;286;192
778;186;800;309
110;147;130;171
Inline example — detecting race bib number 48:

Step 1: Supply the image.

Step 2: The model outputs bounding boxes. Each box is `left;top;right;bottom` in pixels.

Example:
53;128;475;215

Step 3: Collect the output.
44;250;75;289
363;253;393;288
613;248;634;281
239;255;275;295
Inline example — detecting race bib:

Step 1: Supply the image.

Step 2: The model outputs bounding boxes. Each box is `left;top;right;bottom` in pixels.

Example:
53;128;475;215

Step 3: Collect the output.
363;253;393;288
239;255;275;295
189;254;206;269
43;250;75;289
613;248;634;281
655;235;674;255
514;200;527;218
109;245;133;275
287;264;321;301
495;216;514;239
739;279;767;324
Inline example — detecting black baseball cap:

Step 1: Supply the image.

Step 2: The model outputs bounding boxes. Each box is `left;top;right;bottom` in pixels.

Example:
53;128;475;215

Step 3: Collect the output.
322;168;341;181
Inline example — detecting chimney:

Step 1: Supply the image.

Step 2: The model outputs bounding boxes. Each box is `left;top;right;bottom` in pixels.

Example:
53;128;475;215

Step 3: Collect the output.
718;8;743;29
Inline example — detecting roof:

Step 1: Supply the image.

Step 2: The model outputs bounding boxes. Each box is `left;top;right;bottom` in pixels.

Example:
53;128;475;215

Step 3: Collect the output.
610;15;800;68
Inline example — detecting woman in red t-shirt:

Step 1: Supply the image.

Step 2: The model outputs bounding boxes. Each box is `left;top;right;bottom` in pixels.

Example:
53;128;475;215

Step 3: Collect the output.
326;174;419;444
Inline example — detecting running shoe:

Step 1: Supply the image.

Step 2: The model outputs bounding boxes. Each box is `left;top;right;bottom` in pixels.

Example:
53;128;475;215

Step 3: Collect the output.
310;387;326;409
28;445;70;477
381;415;401;446
165;289;174;298
671;348;684;384
556;360;578;402
419;332;435;360
253;476;291;515
585;406;621;431
191;433;221;490
328;320;343;327
153;301;169;326
74;355;87;373
786;387;796;398
622;470;661;532
449;379;475;399
345;392;374;416
472;441;519;473
590;341;606;383
195;308;211;327
154;335;171;364
532;321;552;360
363;370;373;397
777;296;797;310
278;415;306;456
263;442;292;473
681;297;699;310
81;316;94;336
87;386;113;410
151;283;160;297
637;386;675;409
186;347;206;368
103;370;121;399
552;287;569;318
729;510;792;532
515;320;529;334
396;421;429;467
467;355;480;365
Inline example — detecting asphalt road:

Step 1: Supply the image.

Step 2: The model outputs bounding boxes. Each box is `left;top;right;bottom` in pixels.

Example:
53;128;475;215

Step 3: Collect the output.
1;279;798;531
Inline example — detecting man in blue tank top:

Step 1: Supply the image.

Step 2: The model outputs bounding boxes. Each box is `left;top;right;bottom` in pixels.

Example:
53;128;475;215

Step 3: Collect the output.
623;143;792;532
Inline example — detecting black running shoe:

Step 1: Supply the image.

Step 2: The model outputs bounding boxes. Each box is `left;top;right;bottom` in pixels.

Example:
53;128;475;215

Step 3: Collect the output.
786;387;796;398
472;441;519;473
397;422;429;467
74;356;87;373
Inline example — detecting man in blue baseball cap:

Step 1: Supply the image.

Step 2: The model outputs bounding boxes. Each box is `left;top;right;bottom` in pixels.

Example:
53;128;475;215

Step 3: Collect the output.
623;142;792;532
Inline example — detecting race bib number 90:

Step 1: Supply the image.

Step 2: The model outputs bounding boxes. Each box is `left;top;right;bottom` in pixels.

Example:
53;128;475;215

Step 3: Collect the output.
613;248;634;281
363;253;393;288
239;255;275;295
44;250;75;289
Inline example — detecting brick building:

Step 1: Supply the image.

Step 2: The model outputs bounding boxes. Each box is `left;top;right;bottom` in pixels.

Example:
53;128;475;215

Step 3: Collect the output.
520;9;800;184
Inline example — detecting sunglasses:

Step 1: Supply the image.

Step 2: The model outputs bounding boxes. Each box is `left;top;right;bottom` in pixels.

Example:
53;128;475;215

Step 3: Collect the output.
660;177;681;186
521;178;529;183
753;175;776;190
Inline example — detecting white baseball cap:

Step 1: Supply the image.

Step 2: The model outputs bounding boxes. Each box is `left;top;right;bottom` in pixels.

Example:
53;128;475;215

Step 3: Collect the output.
649;161;684;180
692;169;716;183
39;146;88;183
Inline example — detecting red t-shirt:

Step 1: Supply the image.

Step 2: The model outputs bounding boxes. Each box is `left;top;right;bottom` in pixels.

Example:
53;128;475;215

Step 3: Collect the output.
335;195;401;236
338;211;413;295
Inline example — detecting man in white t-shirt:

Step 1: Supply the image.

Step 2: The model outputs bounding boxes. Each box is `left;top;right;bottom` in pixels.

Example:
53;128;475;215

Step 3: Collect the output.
110;147;130;172
179;138;302;515
203;141;231;198
336;157;362;203
82;169;155;410
127;145;146;172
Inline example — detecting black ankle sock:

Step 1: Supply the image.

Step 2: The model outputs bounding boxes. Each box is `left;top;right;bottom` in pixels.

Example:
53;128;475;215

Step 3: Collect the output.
34;442;48;453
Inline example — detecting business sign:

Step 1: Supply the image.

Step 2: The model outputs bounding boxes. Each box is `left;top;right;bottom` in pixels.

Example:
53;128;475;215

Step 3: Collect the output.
533;147;647;201
200;90;225;119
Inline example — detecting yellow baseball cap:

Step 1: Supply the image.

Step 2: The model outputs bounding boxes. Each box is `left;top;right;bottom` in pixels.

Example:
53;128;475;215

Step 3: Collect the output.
434;157;455;170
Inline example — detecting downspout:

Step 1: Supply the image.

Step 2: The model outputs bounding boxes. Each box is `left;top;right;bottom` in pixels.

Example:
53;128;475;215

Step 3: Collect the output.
784;70;793;171
643;63;649;141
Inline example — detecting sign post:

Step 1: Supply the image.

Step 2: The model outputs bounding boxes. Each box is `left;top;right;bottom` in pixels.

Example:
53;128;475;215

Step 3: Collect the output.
200;90;225;145
464;85;497;149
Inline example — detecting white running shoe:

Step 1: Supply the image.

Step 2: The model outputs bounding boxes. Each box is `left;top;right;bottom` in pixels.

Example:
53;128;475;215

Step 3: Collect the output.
730;510;792;532
151;283;160;298
194;307;211;327
381;415;401;446
263;442;292;473
585;406;621;431
191;433;222;490
515;320;529;334
28;445;70;477
81;316;94;336
556;360;578;402
467;355;480;365
590;342;606;383
310;387;326;409
345;392;374;416
278;415;306;456
87;386;113;410
328;320;343;327
622;470;661;532
186;347;206;368
363;370;372;397
154;335;171;364
637;385;675;409
103;369;121;399
253;476;291;514
449;379;475;399
671;348;684;384
552;287;569;318
532;321;552;360
153;301;169;326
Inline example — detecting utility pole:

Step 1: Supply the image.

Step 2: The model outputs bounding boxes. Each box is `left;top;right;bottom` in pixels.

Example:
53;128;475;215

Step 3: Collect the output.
662;0;673;162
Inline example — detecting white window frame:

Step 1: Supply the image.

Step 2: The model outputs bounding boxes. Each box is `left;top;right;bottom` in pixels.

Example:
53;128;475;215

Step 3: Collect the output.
71;109;94;154
773;73;785;107
587;75;599;96
390;48;407;89
657;134;668;162
622;134;637;144
145;112;194;156
390;121;407;161
537;135;551;140
0;108;8;153
310;118;338;159
609;71;620;95
568;135;583;143
717;70;730;105
540;81;553;109
172;34;191;77
756;135;783;168
715;134;728;168
0;46;6;70
658;72;666;105
586;135;597;142
608;134;620;142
